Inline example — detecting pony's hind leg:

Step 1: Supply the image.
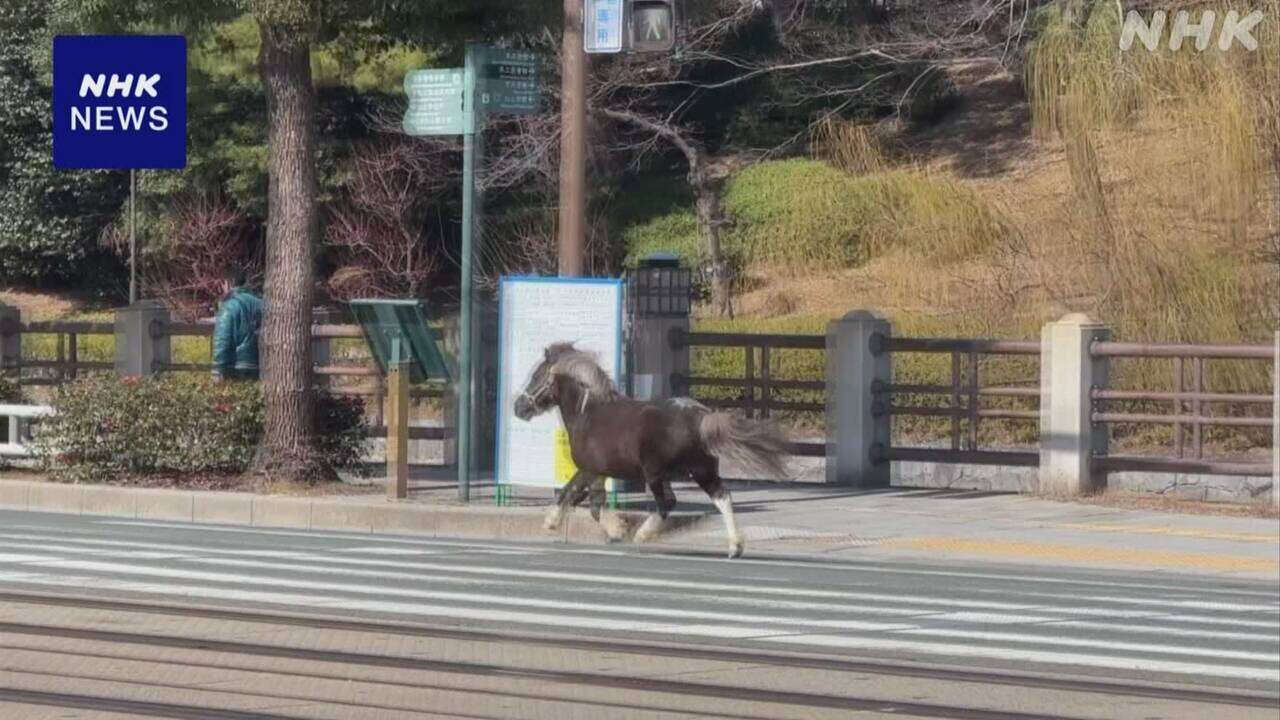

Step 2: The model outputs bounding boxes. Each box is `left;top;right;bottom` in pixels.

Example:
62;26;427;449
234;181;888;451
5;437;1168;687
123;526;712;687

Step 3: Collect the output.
691;458;743;559
635;477;675;544
545;470;593;531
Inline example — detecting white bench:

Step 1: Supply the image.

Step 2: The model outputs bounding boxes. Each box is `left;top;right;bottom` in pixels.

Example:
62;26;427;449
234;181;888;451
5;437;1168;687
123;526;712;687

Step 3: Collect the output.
0;404;53;458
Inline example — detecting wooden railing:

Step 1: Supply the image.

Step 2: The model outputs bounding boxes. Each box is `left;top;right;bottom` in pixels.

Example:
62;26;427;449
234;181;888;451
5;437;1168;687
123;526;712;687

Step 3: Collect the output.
668;328;825;457
2;319;447;438
872;336;1041;468
1090;342;1274;477
663;325;1273;480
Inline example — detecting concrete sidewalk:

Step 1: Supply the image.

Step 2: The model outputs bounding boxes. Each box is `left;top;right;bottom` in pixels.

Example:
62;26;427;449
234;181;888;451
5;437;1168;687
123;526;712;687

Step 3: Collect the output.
2;473;1276;579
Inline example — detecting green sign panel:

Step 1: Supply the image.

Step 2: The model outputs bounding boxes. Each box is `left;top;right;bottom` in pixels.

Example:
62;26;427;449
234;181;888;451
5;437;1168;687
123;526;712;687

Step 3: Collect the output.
403;68;466;136
349;299;451;384
475;47;539;115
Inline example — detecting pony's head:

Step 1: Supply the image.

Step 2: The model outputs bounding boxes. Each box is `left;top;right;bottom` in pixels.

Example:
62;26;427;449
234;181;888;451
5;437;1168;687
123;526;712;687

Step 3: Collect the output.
513;342;619;421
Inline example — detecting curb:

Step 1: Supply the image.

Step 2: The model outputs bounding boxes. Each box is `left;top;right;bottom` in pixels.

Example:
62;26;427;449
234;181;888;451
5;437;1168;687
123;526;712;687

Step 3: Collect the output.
0;479;710;545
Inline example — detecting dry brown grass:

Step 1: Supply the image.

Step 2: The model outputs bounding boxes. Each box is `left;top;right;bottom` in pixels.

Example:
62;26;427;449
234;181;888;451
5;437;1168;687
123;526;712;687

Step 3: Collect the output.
809;117;889;175
742;2;1278;353
0;290;92;321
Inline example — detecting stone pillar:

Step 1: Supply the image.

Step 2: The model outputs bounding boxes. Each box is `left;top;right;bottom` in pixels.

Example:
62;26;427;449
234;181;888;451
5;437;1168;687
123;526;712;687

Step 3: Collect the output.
0;304;21;375
311;306;336;389
1272;331;1278;511
634;316;689;401
114;300;170;378
1039;313;1110;495
825;310;891;487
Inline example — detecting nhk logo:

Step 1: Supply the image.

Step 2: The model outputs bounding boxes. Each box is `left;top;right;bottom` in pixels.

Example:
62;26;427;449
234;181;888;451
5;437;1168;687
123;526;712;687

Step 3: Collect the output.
1119;9;1265;52
72;73;170;131
53;35;187;169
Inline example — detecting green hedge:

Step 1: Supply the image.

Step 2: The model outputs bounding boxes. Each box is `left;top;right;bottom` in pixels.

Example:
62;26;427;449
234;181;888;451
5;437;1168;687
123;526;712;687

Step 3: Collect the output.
621;159;1004;271
35;375;366;483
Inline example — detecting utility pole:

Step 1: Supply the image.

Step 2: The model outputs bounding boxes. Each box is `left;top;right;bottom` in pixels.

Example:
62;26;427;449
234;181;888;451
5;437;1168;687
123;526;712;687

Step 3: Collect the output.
129;169;137;304
558;0;587;277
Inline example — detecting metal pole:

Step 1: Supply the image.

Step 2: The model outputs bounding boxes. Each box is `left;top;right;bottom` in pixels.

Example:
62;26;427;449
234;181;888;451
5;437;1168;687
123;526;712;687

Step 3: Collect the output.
558;0;586;277
457;45;480;502
129;169;137;304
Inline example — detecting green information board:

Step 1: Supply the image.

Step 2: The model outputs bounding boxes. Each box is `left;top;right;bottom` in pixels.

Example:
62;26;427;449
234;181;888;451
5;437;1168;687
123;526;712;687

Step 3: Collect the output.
403;68;467;136
349;299;451;384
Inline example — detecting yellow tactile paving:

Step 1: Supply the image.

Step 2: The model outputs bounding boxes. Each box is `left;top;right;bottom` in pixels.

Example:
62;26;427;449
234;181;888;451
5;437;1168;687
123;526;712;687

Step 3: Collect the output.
1055;523;1280;544
882;537;1280;574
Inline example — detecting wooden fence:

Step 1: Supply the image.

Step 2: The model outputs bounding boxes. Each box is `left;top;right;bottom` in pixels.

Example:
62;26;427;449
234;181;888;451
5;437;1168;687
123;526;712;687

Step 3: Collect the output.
1;318;448;441
663;319;1275;484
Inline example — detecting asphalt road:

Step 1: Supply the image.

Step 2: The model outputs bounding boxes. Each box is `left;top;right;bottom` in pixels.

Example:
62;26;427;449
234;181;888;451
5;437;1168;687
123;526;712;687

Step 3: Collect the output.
0;510;1276;719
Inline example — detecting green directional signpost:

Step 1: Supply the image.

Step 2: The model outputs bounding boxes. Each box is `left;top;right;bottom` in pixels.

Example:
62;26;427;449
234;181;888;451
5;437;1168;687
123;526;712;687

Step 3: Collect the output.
403;44;539;503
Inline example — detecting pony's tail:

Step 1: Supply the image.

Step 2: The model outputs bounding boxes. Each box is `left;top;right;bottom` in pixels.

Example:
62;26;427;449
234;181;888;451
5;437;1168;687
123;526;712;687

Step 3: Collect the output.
698;412;792;480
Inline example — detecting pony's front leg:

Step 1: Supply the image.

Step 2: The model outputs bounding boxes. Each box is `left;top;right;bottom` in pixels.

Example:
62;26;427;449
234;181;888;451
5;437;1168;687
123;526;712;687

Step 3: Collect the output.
545;470;593;531
591;478;627;542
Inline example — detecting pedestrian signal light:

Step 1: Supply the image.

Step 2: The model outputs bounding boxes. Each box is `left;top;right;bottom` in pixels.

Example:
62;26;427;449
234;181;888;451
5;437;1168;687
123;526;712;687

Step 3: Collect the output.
628;1;676;53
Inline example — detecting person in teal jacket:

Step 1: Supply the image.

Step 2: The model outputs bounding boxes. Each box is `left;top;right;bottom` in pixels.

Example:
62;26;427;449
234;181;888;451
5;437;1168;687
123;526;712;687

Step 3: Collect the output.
212;270;263;381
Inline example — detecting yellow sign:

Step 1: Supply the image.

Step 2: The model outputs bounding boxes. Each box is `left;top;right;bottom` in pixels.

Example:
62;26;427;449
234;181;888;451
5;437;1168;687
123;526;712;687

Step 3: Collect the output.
554;426;618;492
554;427;576;487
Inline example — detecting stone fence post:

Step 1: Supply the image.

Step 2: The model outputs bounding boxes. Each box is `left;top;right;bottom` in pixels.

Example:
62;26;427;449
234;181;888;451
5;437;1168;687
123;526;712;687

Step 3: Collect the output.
825;310;891;487
114;300;170;378
0;304;20;376
1272;330;1278;511
1039;313;1110;495
634;314;689;402
311;306;336;389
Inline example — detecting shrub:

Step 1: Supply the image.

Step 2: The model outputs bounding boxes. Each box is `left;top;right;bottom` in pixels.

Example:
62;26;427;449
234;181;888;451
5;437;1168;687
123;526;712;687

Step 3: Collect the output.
313;393;367;471
901;63;959;126
620;159;1005;272
0;373;22;403
35;375;366;484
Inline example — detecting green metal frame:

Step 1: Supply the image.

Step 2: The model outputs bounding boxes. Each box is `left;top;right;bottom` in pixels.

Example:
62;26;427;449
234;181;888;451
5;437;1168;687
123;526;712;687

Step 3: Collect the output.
348;299;451;384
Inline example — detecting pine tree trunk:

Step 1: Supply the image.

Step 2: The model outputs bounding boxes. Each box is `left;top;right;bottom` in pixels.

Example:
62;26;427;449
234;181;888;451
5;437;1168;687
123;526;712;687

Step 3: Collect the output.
255;21;329;482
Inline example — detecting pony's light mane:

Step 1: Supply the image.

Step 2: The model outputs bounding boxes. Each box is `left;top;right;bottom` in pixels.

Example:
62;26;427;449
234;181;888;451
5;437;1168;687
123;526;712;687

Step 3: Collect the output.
551;349;621;398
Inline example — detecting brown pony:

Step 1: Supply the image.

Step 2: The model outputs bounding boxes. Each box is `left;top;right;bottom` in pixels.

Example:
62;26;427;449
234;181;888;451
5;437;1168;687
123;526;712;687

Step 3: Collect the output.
513;342;790;558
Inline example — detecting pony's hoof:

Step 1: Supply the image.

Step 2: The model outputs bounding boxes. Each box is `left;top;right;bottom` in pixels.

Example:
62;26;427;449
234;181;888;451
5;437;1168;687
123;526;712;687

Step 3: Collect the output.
543;506;564;532
728;542;745;559
634;515;663;544
599;512;626;542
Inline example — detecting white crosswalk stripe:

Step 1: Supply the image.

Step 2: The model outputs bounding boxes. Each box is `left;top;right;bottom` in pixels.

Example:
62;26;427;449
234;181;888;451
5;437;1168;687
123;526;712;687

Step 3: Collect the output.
0;516;1276;687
